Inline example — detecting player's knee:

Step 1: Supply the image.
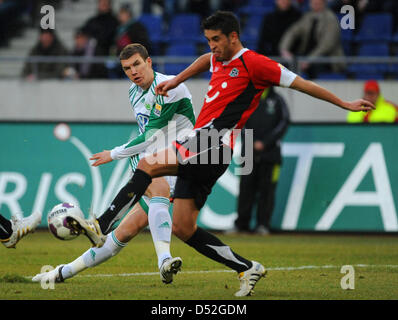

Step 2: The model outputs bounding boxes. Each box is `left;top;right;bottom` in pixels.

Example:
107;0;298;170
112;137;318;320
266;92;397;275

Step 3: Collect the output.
146;178;170;198
172;222;194;241
137;158;152;175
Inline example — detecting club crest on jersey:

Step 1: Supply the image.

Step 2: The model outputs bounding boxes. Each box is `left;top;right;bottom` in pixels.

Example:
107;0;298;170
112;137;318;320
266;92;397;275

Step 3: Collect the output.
136;113;149;132
229;68;239;77
154;103;162;117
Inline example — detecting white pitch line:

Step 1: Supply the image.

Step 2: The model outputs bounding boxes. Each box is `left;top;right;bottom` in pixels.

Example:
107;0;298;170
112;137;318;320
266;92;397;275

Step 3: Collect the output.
28;264;397;279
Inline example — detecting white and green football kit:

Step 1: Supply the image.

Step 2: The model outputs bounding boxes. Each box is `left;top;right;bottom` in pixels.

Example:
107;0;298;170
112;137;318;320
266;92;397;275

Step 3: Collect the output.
110;71;195;213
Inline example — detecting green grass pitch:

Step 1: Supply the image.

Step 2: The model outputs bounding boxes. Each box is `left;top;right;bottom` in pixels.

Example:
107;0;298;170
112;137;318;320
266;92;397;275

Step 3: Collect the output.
1;230;398;300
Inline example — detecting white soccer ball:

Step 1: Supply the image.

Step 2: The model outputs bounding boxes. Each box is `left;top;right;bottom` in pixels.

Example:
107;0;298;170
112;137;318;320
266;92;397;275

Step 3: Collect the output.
47;203;84;240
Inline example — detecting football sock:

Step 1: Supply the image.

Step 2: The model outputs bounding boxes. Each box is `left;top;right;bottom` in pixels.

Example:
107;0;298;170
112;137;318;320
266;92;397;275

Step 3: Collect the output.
65;232;127;278
0;214;12;239
61;256;87;280
185;227;253;273
148;197;172;269
97;169;152;234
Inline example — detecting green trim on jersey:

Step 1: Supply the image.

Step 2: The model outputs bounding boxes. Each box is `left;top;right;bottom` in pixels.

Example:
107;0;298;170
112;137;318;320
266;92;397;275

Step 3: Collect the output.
124;97;195;150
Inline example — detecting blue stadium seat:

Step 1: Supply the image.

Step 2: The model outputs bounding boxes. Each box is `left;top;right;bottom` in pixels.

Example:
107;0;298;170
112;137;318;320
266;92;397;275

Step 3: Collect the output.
238;0;274;15
353;72;384;80
348;43;390;77
138;14;164;43
240;15;264;51
316;73;347;80
354;13;393;42
165;14;201;43
164;43;197;75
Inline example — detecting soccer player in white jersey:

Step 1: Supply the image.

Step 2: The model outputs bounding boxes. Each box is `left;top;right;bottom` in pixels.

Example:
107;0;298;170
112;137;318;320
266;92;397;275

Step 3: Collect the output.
32;44;195;284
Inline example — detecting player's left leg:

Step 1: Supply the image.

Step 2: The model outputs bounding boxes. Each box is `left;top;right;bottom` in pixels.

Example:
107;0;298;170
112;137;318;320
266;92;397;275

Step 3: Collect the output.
172;197;266;297
32;204;148;284
1;212;42;249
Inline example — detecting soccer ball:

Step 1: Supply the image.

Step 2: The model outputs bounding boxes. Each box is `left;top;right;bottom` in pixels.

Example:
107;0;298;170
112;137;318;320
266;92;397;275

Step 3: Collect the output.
47;203;84;240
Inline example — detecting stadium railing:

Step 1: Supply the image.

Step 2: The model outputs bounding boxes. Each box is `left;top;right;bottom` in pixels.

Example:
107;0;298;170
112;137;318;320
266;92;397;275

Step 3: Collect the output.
1;56;398;79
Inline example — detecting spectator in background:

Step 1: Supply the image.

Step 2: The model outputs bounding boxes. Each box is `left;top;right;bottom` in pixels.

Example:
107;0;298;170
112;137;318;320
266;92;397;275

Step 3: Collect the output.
257;0;302;57
81;0;119;56
70;27;108;79
279;0;344;78
115;3;151;56
347;80;398;123
22;29;69;80
233;87;290;235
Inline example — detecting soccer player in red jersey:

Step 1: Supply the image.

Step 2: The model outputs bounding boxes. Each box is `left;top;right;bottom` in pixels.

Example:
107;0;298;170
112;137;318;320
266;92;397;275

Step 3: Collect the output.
90;11;375;296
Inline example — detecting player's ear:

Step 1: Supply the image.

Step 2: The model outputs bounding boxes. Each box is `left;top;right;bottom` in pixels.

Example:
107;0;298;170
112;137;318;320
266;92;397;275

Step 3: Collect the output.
146;57;152;68
229;31;239;44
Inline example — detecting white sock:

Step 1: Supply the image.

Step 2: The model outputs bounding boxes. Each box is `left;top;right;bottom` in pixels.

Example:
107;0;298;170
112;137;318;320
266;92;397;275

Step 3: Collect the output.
62;232;126;279
148;196;172;269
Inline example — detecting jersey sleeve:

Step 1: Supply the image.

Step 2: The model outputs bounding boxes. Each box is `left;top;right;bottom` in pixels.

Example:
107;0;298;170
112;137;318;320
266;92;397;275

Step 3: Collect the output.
246;52;297;89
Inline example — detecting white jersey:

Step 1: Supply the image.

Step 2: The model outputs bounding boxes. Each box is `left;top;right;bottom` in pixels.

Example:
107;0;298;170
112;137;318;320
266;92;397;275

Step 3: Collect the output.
110;71;196;196
111;71;195;160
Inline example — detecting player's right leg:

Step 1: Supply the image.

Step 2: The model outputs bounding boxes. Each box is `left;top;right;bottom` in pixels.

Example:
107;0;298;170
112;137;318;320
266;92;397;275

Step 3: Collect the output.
32;204;148;283
144;177;182;284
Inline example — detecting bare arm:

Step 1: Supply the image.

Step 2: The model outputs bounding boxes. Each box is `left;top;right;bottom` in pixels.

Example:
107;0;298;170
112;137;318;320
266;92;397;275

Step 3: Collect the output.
290;76;375;112
155;53;212;96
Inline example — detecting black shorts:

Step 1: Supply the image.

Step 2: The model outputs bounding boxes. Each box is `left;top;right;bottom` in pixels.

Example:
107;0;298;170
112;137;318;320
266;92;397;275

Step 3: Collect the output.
172;129;232;210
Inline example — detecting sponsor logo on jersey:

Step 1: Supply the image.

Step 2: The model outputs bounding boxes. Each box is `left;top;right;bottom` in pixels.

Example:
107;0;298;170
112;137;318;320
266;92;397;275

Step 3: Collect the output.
154;103;162;117
145;103;152;110
229;68;239;77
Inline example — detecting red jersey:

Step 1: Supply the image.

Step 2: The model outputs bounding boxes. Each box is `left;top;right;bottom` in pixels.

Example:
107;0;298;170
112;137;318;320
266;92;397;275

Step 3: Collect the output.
194;48;296;147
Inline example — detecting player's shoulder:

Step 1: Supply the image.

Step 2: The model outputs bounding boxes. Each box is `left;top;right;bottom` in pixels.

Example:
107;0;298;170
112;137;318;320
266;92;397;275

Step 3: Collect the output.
242;49;274;64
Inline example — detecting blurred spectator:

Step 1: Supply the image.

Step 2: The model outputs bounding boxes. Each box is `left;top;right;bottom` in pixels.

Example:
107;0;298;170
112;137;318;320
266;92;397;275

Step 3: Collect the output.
347;80;398;123
70;28;108;79
279;0;344;78
115;3;151;56
0;0;25;47
257;0;302;57
234;87;290;235
22;29;69;80
81;0;119;56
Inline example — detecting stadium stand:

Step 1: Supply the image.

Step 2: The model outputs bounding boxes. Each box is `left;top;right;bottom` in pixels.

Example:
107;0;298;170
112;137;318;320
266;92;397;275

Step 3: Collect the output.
0;0;398;80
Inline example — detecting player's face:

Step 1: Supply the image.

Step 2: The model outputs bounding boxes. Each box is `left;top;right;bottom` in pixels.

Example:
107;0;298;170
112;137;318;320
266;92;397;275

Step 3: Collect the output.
204;29;237;61
121;53;153;89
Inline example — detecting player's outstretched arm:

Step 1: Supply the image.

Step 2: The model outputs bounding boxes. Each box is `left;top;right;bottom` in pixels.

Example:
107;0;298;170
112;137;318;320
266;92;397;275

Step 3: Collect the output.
156;53;212;96
90;150;113;167
290;76;375;112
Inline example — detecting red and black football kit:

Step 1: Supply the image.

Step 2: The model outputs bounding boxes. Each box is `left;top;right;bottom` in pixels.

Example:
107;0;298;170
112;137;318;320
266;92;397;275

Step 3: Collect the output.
173;48;297;209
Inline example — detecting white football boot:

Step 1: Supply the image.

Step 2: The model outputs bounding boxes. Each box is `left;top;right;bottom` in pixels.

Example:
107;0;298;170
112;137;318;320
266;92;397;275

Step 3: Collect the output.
1;211;42;248
32;264;65;283
160;257;182;284
235;261;267;297
67;215;106;248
